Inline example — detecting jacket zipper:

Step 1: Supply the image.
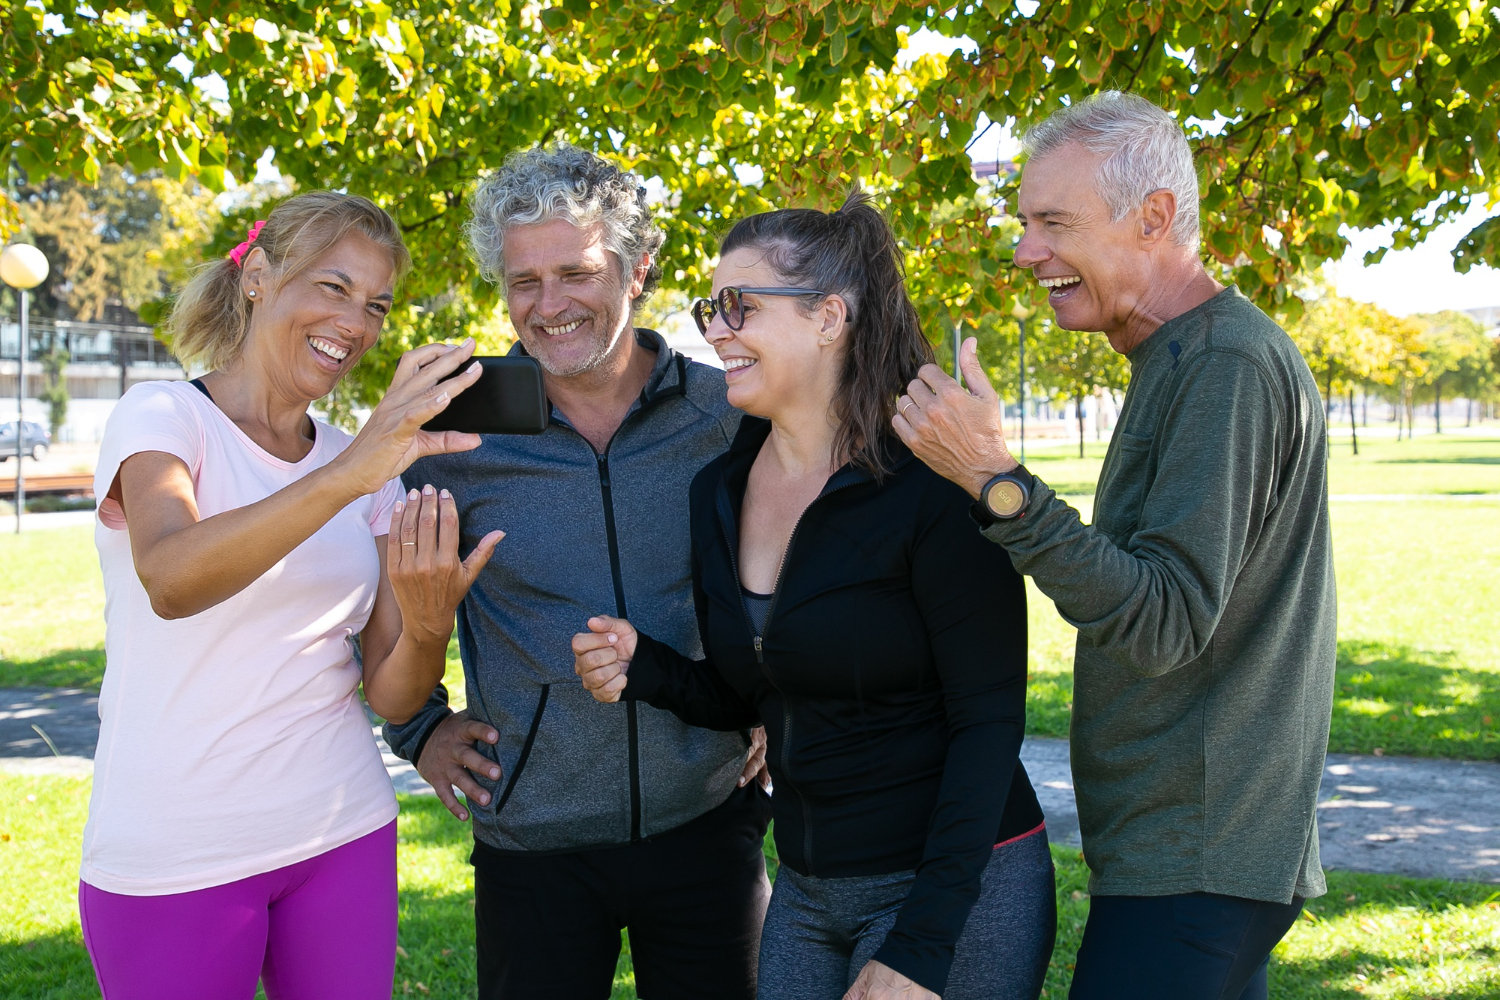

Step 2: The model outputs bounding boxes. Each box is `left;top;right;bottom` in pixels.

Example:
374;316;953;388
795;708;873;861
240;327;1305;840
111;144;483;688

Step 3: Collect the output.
718;474;861;876
596;450;642;842
537;347;686;846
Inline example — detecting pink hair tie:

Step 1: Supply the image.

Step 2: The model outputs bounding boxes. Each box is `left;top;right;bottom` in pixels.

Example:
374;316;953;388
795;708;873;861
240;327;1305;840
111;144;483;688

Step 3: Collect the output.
227;221;266;267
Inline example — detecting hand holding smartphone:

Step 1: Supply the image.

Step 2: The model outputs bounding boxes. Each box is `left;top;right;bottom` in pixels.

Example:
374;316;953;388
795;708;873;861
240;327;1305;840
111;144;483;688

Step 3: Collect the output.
423;356;549;435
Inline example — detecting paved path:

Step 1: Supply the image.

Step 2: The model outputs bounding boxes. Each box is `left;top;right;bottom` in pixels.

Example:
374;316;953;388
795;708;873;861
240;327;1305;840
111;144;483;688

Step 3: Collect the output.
4;688;1497;883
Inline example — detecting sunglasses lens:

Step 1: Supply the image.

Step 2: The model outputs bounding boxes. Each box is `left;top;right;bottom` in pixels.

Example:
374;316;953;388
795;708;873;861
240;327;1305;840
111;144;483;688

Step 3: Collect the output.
721;287;744;330
692;299;711;335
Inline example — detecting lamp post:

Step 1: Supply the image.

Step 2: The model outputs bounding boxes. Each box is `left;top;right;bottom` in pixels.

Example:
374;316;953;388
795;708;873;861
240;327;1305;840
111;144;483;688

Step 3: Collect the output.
1010;300;1033;465
1;243;50;533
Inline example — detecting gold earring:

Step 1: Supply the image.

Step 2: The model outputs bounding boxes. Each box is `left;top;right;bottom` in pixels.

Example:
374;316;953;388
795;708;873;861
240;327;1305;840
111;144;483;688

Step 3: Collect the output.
825;334;835;343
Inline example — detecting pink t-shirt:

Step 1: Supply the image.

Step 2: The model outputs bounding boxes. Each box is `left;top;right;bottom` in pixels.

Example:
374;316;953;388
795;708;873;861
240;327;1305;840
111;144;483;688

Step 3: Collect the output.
82;380;402;895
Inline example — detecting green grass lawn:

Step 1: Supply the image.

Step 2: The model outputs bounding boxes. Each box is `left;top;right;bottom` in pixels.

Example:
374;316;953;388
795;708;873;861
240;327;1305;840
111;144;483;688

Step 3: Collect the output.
1012;435;1500;760
1022;432;1500;498
4;433;1498;759
4;774;1496;1000
0;529;105;689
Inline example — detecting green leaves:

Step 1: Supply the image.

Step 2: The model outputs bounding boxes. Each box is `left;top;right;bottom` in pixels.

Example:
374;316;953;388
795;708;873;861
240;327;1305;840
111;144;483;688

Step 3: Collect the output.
3;0;1495;367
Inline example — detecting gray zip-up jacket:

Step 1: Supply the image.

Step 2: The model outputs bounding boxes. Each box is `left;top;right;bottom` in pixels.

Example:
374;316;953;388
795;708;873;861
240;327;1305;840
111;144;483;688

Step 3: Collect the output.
384;330;750;852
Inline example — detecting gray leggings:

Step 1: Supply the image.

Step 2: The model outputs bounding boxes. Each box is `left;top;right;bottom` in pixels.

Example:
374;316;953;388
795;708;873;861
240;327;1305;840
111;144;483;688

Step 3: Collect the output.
757;827;1056;1000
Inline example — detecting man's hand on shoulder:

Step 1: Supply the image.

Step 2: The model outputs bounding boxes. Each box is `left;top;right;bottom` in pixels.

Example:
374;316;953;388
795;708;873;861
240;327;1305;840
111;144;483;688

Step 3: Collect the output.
417;708;502;821
893;337;1017;500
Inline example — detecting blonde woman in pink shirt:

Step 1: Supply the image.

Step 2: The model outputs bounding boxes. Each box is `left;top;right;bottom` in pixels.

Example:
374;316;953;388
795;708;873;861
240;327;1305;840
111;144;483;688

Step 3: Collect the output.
79;192;501;999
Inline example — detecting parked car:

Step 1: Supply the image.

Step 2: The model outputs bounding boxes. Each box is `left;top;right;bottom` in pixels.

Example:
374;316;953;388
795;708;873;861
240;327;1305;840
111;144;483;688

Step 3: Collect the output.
0;421;50;461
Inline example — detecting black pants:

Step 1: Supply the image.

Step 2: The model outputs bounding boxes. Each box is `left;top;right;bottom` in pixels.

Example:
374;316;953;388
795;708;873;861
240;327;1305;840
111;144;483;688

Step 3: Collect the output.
1069;891;1305;1000
472;784;772;1000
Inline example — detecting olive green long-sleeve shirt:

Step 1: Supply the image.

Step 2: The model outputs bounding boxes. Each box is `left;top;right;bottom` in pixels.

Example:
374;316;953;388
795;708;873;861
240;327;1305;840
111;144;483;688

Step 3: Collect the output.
986;287;1336;903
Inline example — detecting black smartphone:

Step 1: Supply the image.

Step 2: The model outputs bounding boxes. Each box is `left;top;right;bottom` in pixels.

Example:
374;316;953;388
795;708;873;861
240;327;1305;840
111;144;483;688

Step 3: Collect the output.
422;356;549;435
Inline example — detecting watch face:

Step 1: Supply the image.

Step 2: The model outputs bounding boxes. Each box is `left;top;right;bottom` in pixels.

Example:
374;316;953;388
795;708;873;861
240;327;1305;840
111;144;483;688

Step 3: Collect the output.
987;480;1026;518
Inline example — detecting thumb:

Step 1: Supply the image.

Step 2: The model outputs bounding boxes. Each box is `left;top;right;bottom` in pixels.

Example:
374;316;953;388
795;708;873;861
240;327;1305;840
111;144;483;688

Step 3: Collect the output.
462;530;505;580
587;615;634;637
960;337;996;402
419;429;482;458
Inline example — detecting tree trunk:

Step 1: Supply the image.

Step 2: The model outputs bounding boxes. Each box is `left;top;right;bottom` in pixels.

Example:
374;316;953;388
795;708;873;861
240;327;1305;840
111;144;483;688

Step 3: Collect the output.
1434;377;1443;434
1361;388;1368;427
1468;398;1474;426
1349;387;1358;456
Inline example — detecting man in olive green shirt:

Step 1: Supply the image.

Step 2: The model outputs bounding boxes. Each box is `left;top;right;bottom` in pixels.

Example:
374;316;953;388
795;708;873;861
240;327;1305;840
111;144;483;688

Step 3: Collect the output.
895;92;1335;1000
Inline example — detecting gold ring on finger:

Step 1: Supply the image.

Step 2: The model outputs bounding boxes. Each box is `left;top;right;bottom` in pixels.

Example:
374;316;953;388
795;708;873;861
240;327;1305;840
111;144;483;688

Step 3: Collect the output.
899;400;915;416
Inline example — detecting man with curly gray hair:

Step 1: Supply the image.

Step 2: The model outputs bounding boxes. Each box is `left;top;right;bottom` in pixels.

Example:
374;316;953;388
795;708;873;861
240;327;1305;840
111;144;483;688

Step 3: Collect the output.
385;143;771;999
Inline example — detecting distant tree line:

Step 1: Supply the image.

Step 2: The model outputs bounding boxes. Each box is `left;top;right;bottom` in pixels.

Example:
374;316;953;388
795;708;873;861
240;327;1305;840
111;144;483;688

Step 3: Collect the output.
1287;285;1499;452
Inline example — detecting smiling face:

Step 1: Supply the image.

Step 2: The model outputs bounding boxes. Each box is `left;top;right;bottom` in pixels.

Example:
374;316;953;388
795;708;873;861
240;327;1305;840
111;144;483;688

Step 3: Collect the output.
501;218;644;378
1013;143;1158;350
239;232;395;401
702;247;845;419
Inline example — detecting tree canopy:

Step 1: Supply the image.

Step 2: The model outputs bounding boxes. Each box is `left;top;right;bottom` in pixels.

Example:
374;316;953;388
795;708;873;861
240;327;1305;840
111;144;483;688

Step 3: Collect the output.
5;1;1499;388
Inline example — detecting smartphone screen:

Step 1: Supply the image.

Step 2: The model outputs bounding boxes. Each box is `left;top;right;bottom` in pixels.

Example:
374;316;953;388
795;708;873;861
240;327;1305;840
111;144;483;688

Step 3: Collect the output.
422;356;548;435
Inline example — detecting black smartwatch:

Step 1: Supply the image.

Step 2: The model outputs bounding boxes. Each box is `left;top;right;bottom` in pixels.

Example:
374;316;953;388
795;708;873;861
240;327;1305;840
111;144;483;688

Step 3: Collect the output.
972;466;1034;526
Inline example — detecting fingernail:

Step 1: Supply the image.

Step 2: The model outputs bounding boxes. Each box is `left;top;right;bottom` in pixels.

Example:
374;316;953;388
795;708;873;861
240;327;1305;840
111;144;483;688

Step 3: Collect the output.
480;793;491;804
607;633;617;644
468;361;481;374
437;391;449;404
394;501;404;513
423;484;435;496
440;488;451;498
738;778;747;786
489;768;500;778
458;811;468;821
408;488;419;500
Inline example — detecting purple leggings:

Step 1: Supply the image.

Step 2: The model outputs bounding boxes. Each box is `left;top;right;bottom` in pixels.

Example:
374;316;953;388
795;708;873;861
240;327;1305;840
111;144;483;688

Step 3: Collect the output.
80;820;396;1000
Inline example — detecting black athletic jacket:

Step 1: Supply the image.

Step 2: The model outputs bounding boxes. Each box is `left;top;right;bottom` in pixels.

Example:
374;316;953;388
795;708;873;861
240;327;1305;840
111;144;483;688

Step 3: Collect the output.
625;416;1044;994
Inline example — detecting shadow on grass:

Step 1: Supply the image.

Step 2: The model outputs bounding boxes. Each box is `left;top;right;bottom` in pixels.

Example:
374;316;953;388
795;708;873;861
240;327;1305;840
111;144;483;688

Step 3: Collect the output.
1375;455;1500;465
0;929;97;1000
1331;640;1500;761
1025;641;1500;760
0;648;105;691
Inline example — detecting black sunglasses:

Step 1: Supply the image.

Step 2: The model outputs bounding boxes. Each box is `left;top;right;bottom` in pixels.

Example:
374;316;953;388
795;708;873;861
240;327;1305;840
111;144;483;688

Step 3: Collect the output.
691;286;828;335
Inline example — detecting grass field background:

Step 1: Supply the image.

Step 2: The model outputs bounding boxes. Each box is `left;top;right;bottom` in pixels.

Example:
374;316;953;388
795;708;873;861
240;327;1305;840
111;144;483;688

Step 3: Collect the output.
4;774;1497;1000
7;433;1495;759
1;431;1497;998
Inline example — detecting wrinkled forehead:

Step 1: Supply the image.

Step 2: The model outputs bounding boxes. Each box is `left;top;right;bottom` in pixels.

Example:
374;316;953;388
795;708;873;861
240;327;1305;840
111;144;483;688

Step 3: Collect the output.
296;231;397;295
503;217;613;273
1017;143;1109;215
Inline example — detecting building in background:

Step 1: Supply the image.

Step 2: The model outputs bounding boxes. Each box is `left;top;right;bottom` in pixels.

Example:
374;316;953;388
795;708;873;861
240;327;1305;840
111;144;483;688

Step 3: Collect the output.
0;318;185;443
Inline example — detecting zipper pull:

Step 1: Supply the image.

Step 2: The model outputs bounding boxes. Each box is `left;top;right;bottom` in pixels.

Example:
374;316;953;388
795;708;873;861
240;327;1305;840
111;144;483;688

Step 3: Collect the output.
753;636;764;664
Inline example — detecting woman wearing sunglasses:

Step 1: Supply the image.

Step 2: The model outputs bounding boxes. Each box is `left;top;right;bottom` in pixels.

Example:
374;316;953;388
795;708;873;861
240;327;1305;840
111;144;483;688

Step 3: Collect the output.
574;190;1054;1000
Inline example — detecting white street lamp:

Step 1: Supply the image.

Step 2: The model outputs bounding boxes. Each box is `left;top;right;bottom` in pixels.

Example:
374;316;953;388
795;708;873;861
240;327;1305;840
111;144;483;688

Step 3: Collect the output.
2;243;50;533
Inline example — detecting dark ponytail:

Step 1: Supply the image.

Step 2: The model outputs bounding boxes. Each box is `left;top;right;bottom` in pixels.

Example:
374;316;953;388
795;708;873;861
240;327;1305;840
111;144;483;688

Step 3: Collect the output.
719;187;933;479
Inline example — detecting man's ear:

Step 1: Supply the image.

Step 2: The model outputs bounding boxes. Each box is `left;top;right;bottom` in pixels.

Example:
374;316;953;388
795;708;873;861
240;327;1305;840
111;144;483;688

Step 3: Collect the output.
627;253;651;301
1139;189;1177;249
